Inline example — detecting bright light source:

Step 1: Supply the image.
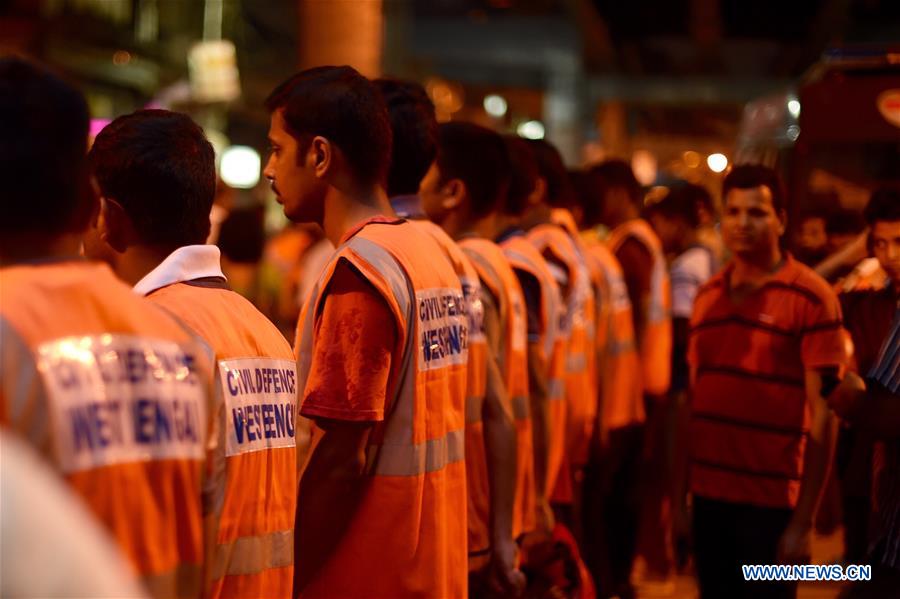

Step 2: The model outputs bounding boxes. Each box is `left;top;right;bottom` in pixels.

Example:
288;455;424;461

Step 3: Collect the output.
787;125;800;141
517;120;545;140
707;153;728;173
483;94;508;118
631;149;657;186
787;99;801;118
220;145;260;189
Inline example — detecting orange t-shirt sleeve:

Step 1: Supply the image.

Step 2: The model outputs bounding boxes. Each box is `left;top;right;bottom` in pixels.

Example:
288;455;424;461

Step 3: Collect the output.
300;261;398;422
800;284;850;371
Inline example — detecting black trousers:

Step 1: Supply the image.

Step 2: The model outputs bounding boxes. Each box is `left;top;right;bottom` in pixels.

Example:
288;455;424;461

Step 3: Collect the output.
582;424;644;599
693;496;797;599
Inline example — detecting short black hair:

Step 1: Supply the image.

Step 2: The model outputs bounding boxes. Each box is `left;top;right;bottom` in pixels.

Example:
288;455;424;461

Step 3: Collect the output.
864;188;900;226
0;57;91;235
527;139;573;208
373;78;437;197
647;184;705;228
722;164;786;213
266;66;392;187
579;160;643;226
435;122;510;220
504;136;540;216
89;109;216;247
825;208;866;236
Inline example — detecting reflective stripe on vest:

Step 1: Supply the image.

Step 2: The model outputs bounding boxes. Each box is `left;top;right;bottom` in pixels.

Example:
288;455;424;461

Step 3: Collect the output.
210;530;293;579
584;239;646;429
460;236;537;537
608;220;673;395
145;282;297;599
294;221;468;598
0;264;211;599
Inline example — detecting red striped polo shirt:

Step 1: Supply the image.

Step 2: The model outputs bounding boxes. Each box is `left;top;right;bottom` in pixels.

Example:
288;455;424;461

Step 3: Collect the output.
688;255;850;509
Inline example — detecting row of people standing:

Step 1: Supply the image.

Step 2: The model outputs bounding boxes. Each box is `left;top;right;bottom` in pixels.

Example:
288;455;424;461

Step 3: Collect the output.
4;54;896;599
0;56;657;599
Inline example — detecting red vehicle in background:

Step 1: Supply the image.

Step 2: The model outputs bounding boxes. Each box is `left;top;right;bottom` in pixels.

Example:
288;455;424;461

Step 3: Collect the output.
735;46;900;225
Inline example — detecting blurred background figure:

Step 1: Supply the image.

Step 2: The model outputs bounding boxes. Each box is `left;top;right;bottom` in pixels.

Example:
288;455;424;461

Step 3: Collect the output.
795;209;830;267
836;188;900;569
1;431;148;599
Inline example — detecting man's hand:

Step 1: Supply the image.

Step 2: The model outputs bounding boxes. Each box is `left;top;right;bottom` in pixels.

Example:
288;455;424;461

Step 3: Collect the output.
777;521;812;565
827;371;866;419
488;538;526;597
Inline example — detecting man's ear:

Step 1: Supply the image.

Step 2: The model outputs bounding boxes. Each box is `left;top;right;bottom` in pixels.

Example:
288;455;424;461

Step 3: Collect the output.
777;209;788;237
527;177;547;207
441;178;465;211
100;197;134;253
309;136;332;179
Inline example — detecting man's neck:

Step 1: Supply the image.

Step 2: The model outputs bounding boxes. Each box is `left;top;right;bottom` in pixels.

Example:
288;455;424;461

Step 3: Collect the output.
519;204;553;231
321;184;393;247
731;248;783;288
0;232;84;267
447;212;500;242
675;231;699;256
608;209;639;231
114;244;177;287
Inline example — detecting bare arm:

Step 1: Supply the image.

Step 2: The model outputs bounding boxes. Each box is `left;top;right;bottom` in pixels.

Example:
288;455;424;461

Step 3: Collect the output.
778;369;839;563
831;372;900;439
527;343;553;531
481;293;517;551
294;420;373;595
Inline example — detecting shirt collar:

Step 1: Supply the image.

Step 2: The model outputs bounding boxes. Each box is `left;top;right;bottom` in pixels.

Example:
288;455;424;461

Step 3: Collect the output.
133;245;226;296
338;216;404;246
390;194;425;219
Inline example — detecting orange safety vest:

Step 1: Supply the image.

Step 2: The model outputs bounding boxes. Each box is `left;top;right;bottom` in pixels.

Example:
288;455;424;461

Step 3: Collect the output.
581;239;645;430
607;219;673;396
295;219;468;598
413;220;491;568
146;279;297;599
500;234;568;497
460;237;536;538
0;262;213;599
528;224;597;505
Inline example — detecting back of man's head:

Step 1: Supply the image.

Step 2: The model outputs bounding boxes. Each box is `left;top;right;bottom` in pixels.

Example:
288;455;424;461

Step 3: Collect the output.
435;122;510;219
0;57;91;236
722;164;786;214
266;66;392;188
89;109;216;248
504;136;540;217
373;78;437;197
527;139;573;208
580;160;643;226
648;185;702;229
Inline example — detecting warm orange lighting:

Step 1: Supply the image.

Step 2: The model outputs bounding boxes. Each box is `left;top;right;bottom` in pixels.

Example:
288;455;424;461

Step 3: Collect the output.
683;150;701;168
112;50;132;66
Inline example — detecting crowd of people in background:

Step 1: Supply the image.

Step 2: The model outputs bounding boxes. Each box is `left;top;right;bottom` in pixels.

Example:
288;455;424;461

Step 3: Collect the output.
2;55;899;599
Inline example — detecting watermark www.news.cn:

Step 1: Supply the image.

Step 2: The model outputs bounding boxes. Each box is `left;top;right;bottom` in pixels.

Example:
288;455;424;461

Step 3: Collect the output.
743;564;872;582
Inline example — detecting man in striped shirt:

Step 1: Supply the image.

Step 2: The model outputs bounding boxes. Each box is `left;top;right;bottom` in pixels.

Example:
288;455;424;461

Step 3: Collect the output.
829;190;900;597
685;165;850;599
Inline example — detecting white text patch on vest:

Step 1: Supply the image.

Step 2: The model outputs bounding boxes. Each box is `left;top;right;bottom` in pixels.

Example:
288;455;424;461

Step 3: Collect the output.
37;335;208;473
416;287;470;371
218;357;298;457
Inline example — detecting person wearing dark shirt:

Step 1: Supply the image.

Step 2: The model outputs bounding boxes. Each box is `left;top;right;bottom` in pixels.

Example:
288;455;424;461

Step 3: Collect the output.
830;188;900;598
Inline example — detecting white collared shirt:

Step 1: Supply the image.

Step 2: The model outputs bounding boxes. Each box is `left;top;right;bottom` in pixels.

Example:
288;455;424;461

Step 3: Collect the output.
133;245;227;296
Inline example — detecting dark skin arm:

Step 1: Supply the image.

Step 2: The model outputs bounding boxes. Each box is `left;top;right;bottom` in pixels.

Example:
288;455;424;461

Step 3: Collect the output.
615;238;653;353
830;371;900;439
777;369;839;564
480;288;524;594
294;420;373;595
527;342;554;532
